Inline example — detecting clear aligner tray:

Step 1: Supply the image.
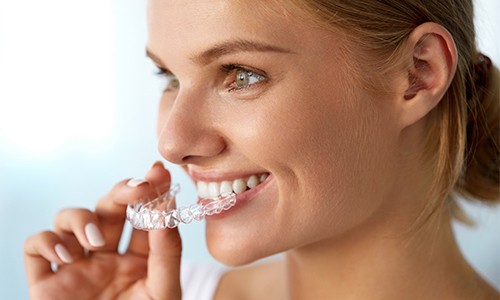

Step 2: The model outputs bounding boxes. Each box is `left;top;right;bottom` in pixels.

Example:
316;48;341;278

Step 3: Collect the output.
126;184;236;230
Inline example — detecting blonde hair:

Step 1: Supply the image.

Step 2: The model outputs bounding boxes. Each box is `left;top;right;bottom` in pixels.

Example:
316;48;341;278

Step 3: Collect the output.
279;0;500;222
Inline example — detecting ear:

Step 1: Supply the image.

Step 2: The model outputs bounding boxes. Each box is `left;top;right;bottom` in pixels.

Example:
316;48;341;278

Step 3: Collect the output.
396;22;458;129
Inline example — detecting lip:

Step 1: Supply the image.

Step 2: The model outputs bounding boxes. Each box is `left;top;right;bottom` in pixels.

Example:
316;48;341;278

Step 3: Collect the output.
201;173;273;219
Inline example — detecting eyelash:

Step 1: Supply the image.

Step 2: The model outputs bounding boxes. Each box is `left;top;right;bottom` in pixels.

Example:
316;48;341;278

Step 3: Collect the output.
155;67;179;92
154;64;267;93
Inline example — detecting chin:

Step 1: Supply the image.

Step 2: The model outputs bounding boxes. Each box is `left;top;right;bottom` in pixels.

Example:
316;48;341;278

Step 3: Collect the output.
206;237;265;267
206;231;291;267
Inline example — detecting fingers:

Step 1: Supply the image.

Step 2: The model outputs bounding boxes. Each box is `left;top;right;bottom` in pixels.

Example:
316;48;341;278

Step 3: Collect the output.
24;231;72;285
54;208;105;250
93;178;145;251
146;228;183;300
57;232;86;261
145;161;172;196
144;164;181;299
94;161;168;252
25;161;176;291
127;162;172;256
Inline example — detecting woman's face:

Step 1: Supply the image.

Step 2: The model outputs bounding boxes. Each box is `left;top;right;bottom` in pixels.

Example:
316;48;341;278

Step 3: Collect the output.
148;0;402;265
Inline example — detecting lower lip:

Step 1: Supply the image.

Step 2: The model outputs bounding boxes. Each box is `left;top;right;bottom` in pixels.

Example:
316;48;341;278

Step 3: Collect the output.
201;174;273;219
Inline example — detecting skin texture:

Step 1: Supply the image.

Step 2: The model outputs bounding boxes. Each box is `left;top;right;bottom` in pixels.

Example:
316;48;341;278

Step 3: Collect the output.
148;1;498;299
24;162;184;299
150;0;400;266
24;1;498;299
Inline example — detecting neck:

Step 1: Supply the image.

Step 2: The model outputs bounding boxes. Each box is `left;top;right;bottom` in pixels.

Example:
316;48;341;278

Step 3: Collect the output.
284;210;485;300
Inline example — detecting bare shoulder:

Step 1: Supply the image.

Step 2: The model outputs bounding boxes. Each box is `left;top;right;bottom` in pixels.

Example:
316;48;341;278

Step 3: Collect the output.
213;258;286;300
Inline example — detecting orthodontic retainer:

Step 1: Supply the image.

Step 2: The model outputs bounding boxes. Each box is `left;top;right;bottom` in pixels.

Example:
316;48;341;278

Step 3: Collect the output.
126;184;236;230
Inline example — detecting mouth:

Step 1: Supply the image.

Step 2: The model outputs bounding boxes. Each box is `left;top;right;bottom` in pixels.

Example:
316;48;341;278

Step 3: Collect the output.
196;173;270;198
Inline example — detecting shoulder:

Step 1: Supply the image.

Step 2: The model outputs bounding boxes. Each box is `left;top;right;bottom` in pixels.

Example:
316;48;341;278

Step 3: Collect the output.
213;258;286;300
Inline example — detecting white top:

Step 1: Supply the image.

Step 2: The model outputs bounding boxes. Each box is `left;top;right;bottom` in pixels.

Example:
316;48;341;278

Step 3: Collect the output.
180;262;228;300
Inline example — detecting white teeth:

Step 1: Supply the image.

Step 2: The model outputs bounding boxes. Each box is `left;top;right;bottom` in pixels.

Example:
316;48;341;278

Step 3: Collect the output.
208;182;220;197
196;173;270;198
197;181;208;198
220;181;233;194
247;175;259;189
232;179;247;194
259;174;268;182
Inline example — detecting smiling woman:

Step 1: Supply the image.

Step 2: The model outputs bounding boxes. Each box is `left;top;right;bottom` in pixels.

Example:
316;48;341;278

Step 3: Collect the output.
22;0;499;299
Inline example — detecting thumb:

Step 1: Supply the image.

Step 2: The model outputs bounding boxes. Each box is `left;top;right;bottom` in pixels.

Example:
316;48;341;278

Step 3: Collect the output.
146;227;183;300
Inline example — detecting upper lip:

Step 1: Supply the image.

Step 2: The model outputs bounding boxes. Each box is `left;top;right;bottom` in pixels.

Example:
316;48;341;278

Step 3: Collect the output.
188;168;270;183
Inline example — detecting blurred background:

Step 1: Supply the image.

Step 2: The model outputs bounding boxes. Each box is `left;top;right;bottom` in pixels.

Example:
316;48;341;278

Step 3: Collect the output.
0;0;498;298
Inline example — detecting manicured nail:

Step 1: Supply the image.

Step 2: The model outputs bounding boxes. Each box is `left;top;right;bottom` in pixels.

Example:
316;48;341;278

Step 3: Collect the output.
151;161;164;169
54;244;73;264
127;178;148;187
84;223;105;247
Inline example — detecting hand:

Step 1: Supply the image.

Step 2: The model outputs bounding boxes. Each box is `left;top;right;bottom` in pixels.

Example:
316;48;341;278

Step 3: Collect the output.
24;162;182;300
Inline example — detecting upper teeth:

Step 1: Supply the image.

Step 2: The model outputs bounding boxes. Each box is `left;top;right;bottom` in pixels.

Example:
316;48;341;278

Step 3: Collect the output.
196;173;269;198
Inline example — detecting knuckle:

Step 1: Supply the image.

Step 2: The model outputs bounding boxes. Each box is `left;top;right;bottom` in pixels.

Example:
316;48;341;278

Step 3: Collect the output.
54;208;97;234
23;235;36;252
39;230;59;243
56;207;91;218
24;231;57;253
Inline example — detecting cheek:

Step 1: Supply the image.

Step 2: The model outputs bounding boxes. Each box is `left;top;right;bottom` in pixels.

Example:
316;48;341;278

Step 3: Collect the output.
224;72;372;181
226;72;395;237
203;71;400;265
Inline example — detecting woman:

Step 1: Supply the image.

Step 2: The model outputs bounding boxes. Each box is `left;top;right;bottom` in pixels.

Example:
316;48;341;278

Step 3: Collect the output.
24;0;499;299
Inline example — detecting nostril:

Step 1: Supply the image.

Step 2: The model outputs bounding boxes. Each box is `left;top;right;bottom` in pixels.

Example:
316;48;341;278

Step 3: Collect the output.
158;138;186;164
157;98;227;164
158;131;227;165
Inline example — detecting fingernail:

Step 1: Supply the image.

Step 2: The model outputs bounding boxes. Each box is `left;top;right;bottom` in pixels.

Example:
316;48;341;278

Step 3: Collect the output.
84;223;105;247
127;178;148;187
54;244;73;264
151;161;164;169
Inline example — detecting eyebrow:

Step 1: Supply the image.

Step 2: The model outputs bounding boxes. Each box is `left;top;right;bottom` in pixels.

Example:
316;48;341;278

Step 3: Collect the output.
191;39;295;65
146;39;294;68
146;49;165;67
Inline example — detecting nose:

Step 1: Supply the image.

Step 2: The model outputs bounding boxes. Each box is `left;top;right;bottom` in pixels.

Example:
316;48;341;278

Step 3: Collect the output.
157;92;226;165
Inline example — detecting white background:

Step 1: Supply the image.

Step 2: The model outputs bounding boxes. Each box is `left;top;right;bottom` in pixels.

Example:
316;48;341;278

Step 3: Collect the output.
0;0;498;298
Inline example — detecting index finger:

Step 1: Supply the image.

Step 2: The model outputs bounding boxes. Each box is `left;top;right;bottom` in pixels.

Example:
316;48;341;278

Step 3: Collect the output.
128;162;172;256
93;178;152;251
95;161;171;252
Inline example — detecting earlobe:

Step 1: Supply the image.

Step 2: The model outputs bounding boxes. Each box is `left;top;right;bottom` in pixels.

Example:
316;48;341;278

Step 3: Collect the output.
398;22;458;129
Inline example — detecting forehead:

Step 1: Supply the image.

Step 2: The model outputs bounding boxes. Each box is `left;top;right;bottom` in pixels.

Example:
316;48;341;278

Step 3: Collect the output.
147;0;291;37
146;0;338;66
